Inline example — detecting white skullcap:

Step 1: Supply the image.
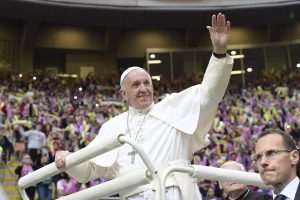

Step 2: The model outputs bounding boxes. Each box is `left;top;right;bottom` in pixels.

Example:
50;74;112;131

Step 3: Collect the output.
120;66;144;86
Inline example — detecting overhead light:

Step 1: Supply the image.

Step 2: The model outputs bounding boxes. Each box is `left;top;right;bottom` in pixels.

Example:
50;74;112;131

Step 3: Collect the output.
150;54;156;59
297;63;300;68
230;50;237;55
231;55;245;59
58;74;78;78
247;67;253;72
152;75;161;81
148;60;162;64
231;70;245;75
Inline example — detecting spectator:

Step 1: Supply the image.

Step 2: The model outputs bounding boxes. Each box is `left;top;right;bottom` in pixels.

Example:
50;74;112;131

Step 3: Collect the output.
36;155;52;200
18;122;47;165
0;125;11;163
56;172;80;198
15;154;37;200
204;186;218;200
254;129;300;200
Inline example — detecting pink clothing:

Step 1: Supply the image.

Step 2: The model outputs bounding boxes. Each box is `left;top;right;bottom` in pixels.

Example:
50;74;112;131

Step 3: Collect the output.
57;179;79;194
21;165;34;177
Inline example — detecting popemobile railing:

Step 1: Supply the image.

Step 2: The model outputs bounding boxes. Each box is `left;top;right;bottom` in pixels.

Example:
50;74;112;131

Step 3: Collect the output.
18;133;269;200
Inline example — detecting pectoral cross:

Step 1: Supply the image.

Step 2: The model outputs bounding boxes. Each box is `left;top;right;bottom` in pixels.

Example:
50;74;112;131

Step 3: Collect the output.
128;148;138;164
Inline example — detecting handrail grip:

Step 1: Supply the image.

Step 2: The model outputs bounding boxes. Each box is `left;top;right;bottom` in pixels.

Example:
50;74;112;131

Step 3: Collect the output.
191;165;270;188
18;134;124;199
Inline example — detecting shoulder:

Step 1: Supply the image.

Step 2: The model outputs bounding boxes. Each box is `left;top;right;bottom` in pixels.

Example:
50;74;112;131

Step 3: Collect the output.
153;84;201;108
97;112;127;136
101;112;127;128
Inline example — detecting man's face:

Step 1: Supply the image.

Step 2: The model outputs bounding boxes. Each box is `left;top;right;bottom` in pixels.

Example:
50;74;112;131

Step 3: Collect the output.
219;163;247;195
255;134;298;188
36;124;43;131
120;69;153;110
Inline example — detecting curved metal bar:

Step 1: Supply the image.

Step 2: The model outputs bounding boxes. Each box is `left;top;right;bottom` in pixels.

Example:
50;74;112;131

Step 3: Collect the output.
160;164;269;200
160;166;194;200
118;135;162;200
18;130;269;200
19;188;30;200
58;169;150;200
18;134;125;199
191;165;269;188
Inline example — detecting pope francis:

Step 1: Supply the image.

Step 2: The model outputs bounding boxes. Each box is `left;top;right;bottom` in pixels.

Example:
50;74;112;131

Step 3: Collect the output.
55;13;233;200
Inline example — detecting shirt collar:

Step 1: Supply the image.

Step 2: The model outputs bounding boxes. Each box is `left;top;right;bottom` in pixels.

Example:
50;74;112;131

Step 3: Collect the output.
272;176;299;200
128;102;154;115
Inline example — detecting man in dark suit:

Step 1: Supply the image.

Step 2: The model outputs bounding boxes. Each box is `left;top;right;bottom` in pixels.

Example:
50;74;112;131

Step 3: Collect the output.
255;129;300;200
219;160;272;200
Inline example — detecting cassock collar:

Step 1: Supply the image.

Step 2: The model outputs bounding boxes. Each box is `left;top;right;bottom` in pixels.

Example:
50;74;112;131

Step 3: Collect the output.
228;189;249;200
128;102;154;115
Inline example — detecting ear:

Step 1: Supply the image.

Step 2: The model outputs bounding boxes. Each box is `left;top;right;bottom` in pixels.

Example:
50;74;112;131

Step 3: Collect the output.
290;149;299;166
119;88;128;101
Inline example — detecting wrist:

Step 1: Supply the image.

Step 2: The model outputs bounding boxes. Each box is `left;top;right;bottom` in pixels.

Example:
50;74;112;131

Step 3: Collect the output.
213;52;227;59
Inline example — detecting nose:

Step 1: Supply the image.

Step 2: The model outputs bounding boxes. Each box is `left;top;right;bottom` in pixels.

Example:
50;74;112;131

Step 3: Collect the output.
139;83;148;92
258;155;269;167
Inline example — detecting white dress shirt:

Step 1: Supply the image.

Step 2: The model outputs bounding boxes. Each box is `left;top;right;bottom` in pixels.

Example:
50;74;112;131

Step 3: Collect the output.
273;177;300;200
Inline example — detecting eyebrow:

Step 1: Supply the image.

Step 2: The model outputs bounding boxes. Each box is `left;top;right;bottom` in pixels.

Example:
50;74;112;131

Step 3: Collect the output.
131;80;140;85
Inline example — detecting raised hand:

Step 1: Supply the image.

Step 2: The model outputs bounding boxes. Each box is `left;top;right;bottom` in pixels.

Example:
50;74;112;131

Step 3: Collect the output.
207;13;231;54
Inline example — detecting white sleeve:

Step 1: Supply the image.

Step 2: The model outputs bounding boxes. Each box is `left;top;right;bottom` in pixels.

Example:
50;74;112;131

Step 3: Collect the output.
65;161;116;183
201;54;233;101
150;55;233;153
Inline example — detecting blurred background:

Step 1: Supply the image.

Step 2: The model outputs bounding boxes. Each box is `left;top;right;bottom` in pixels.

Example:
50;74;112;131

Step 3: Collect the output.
0;0;299;199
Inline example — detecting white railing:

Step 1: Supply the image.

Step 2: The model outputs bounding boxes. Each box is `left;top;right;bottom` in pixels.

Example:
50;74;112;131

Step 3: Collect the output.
18;133;269;200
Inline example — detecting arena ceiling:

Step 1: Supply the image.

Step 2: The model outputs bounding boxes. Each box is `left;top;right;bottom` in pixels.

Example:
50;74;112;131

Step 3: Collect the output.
0;0;299;28
8;0;300;9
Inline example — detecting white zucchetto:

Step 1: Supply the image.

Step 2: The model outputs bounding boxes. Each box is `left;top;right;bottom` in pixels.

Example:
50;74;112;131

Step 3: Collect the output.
120;66;144;86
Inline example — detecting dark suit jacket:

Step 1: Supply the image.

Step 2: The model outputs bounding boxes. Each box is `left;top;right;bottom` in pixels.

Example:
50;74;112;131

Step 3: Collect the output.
225;189;272;200
294;182;300;200
273;181;300;200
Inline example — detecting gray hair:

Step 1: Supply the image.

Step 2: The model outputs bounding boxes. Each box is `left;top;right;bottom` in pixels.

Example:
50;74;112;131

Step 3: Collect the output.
220;160;246;172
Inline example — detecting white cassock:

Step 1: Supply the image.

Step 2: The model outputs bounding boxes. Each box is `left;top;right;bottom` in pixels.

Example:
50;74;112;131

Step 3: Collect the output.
66;54;233;200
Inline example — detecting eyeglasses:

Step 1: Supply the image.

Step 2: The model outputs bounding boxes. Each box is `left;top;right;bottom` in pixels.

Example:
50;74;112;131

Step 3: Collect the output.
254;149;292;163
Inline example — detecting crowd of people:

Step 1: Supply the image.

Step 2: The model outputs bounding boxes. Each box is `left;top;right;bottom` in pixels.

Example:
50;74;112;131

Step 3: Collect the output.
0;63;299;199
